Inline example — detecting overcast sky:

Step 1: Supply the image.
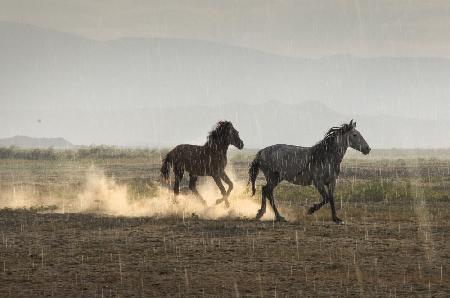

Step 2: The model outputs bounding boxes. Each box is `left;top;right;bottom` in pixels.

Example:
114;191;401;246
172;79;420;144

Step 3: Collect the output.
1;1;449;147
1;0;449;58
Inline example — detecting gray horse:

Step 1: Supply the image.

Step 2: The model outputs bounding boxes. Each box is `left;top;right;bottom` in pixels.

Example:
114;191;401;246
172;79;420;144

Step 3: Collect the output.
249;120;370;223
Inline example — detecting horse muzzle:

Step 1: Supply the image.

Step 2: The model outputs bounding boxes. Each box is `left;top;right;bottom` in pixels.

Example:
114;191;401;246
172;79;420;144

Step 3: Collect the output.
362;146;371;155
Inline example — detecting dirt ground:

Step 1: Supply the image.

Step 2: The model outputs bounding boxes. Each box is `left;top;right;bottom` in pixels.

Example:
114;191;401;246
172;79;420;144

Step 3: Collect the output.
0;202;449;297
0;157;449;297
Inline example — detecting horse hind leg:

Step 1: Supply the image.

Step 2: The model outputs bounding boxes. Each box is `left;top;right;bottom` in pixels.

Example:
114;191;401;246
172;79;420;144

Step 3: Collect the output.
173;168;184;203
267;188;286;222
255;185;268;220
189;174;206;206
265;174;285;222
256;171;279;220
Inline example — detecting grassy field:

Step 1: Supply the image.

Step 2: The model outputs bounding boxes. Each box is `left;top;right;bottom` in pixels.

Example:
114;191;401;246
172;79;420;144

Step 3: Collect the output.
0;148;449;297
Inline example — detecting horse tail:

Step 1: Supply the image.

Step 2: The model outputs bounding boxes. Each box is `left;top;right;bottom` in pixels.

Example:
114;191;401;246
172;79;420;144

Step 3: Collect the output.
160;151;173;181
249;154;260;196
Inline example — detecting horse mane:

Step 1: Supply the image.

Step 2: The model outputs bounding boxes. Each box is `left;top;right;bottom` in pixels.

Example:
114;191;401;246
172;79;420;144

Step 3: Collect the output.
205;121;233;146
311;123;353;160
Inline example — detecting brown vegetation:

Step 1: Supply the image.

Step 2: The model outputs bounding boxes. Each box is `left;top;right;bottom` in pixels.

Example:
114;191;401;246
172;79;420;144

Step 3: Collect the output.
0;151;449;296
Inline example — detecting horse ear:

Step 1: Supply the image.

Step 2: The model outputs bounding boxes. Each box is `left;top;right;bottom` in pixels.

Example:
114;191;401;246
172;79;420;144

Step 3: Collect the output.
350;119;356;128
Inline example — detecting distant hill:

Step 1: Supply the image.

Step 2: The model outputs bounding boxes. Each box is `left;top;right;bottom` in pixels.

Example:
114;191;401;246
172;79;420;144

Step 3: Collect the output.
1;102;448;148
1;22;449;148
0;22;449;120
0;136;74;149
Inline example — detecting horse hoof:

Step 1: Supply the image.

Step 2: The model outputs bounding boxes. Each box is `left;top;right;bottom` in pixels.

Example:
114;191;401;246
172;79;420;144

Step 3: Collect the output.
224;200;230;208
255;210;265;220
307;207;315;215
276;216;287;222
215;199;223;205
333;218;344;225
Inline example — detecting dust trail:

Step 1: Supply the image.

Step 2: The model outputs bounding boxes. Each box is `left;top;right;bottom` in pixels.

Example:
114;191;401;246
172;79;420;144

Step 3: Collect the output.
0;166;276;221
0;187;59;210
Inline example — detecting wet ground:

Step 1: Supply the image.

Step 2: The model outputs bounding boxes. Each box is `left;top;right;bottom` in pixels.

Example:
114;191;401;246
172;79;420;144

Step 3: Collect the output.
0;201;449;297
0;157;449;297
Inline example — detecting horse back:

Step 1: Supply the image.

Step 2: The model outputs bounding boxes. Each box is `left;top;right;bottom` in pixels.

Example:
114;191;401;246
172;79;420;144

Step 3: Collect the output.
257;144;312;182
169;144;226;176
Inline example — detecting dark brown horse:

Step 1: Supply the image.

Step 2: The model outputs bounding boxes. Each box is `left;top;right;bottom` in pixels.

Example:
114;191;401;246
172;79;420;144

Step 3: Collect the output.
161;121;244;207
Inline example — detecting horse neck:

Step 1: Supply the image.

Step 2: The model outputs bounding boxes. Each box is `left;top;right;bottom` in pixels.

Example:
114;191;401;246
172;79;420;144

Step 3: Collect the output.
205;140;229;156
330;136;348;164
321;136;348;165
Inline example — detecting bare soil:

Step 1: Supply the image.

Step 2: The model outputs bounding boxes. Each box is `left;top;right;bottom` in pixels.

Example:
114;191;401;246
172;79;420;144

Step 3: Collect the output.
0;202;449;297
0;158;449;297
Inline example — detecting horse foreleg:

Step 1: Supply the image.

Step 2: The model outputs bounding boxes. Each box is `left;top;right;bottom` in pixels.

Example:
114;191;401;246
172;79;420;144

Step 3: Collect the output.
308;183;329;215
327;180;342;224
328;195;342;224
220;173;233;207
221;173;233;195
310;181;342;224
212;176;229;207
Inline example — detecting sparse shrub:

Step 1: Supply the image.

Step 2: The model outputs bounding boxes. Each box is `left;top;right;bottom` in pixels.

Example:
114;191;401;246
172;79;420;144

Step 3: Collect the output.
0;145;166;161
347;179;395;202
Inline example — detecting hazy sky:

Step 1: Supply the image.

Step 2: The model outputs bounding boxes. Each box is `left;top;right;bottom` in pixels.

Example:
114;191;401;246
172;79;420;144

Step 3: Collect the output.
1;1;449;147
1;0;449;58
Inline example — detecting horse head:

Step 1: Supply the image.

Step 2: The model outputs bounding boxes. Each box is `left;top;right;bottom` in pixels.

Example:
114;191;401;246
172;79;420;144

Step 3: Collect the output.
208;121;244;149
346;120;371;155
228;123;244;149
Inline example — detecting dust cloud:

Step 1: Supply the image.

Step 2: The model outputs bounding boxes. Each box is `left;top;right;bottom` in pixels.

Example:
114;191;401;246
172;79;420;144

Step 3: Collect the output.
0;167;276;221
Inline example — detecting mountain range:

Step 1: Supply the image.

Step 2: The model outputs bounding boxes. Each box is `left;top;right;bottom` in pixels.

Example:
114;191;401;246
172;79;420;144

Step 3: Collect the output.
0;101;448;148
0;136;74;149
0;22;449;148
1;22;449;120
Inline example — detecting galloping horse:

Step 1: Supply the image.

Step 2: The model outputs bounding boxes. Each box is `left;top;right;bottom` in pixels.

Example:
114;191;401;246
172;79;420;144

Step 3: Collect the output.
161;121;244;207
249;120;370;223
